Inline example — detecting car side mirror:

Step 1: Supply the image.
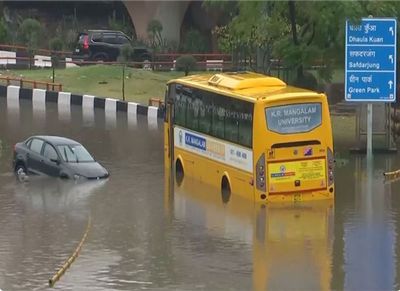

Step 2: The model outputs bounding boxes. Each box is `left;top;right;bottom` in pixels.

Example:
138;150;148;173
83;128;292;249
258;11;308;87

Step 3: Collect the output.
50;158;60;165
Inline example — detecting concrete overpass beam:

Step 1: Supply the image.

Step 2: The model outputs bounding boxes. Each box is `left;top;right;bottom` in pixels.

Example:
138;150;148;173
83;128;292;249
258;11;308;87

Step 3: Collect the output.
124;1;190;44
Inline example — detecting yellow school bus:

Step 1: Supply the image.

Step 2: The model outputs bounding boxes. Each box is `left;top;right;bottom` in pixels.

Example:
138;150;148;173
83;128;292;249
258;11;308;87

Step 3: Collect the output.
164;72;334;202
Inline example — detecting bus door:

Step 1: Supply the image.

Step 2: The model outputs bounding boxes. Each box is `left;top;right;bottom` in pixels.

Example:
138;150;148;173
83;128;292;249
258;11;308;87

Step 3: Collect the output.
164;84;175;171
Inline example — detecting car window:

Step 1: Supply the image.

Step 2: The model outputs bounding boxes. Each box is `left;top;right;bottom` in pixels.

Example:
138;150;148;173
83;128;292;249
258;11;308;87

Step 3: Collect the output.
102;33;118;44
91;33;102;42
57;145;94;163
25;139;32;148
43;143;58;160
117;35;130;44
29;139;44;154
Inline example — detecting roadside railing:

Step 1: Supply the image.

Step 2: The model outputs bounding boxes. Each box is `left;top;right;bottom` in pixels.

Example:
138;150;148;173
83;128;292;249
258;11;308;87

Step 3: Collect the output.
0;76;63;91
148;97;164;108
0;44;72;56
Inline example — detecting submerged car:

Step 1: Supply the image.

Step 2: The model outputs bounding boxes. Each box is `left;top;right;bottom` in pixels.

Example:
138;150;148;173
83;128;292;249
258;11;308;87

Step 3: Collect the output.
13;136;109;180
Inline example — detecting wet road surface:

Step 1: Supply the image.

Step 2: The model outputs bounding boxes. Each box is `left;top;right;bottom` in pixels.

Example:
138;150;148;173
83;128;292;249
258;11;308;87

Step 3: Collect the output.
0;98;400;290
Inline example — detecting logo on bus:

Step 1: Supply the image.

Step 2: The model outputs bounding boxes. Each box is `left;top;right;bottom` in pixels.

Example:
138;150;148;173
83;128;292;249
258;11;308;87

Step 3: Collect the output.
185;132;206;151
179;130;183;145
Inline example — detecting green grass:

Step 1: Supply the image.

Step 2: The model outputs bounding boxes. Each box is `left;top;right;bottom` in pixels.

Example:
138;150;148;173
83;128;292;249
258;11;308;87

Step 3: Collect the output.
0;65;190;104
0;65;347;104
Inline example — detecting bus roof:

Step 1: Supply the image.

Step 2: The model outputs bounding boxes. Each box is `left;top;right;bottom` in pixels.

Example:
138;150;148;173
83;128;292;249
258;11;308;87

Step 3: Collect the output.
168;72;321;103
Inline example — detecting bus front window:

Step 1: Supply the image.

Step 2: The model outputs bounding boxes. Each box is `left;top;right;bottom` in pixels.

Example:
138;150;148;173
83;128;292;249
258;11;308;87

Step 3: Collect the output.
265;103;322;134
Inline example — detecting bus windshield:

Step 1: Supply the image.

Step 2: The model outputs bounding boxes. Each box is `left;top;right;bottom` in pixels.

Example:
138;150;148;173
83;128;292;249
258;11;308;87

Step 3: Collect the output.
265;102;322;134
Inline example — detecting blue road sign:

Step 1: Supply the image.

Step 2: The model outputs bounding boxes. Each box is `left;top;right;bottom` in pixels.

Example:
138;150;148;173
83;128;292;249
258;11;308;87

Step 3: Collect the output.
345;18;397;102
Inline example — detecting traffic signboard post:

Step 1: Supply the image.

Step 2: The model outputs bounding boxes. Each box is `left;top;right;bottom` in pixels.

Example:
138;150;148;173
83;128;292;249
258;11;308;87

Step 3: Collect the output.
345;18;397;155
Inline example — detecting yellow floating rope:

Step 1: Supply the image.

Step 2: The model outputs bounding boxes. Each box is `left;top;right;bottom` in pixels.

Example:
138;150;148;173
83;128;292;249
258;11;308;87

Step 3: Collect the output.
383;169;400;180
49;215;92;287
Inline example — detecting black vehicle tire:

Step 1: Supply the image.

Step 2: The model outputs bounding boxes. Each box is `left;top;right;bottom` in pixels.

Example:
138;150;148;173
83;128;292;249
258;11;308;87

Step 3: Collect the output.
175;159;184;186
15;163;28;182
92;53;108;62
59;172;70;179
221;176;231;204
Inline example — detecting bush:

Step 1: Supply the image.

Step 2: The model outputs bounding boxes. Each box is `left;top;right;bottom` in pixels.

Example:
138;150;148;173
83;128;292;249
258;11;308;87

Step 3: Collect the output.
19;18;42;68
49;37;64;67
49;37;64;51
19;18;42;45
176;55;197;76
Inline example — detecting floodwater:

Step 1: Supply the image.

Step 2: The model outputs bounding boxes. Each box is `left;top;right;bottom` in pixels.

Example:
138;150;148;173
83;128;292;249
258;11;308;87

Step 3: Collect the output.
0;98;400;290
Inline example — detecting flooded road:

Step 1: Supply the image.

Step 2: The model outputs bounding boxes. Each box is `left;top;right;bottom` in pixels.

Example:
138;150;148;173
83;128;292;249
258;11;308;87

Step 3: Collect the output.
0;98;400;290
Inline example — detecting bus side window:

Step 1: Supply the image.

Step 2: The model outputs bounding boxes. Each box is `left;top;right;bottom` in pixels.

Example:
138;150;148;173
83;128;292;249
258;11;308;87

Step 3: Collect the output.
186;93;199;131
238;102;253;147
224;99;239;144
211;93;225;139
198;91;212;135
174;86;187;127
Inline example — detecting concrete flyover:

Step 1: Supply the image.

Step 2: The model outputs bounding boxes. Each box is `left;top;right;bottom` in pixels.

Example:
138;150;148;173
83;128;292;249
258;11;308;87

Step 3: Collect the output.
123;1;190;43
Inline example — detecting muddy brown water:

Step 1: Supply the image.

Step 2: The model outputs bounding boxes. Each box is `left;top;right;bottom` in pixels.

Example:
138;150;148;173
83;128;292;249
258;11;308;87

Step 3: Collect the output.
0;98;399;290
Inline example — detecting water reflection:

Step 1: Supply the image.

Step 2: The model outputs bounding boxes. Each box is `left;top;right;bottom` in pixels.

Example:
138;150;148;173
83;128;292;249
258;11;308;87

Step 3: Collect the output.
342;156;396;290
14;176;107;218
166;174;334;291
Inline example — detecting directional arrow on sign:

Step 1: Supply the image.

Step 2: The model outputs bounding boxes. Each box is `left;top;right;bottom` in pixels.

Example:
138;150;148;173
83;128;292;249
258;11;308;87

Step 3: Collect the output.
345;18;397;102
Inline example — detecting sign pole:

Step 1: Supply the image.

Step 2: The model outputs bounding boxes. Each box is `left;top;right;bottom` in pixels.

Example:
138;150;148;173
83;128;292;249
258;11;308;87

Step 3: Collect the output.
367;103;373;156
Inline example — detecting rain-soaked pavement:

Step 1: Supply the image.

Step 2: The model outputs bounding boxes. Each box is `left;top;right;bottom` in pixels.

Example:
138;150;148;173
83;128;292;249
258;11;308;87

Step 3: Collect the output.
0;97;400;290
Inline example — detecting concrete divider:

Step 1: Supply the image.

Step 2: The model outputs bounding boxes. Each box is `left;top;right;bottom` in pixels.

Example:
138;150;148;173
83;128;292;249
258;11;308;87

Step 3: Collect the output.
58;92;71;121
58;92;71;106
6;85;19;114
7;85;20;101
32;89;46;108
148;106;158;120
105;98;117;112
0;85;163;126
82;95;95;108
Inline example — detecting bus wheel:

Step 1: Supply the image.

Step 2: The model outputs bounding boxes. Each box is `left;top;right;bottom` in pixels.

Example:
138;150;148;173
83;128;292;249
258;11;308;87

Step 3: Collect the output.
221;176;231;203
175;159;184;186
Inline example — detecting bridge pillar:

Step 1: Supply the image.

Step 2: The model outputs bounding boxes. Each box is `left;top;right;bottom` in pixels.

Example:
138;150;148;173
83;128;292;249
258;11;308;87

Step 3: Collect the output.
124;1;190;44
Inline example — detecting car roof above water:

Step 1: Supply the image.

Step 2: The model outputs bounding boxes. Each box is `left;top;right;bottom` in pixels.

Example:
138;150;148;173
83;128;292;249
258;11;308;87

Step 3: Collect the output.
30;135;80;146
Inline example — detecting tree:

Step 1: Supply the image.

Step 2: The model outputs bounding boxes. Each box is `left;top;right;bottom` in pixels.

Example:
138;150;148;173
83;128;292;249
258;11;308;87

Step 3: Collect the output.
147;19;163;49
210;1;400;84
176;55;196;76
182;29;208;53
19;18;42;69
0;17;8;43
49;37;64;87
